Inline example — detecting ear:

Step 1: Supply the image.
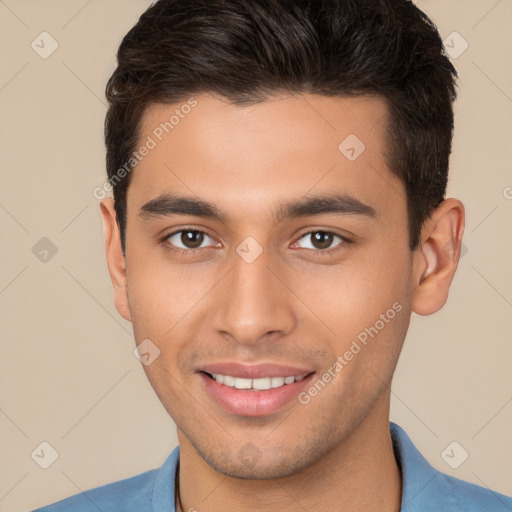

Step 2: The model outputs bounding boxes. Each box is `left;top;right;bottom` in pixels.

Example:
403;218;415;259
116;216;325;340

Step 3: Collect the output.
99;198;132;322
411;198;465;315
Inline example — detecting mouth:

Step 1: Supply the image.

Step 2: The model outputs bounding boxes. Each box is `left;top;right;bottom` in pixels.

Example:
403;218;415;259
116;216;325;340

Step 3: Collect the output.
197;363;316;416
201;371;311;391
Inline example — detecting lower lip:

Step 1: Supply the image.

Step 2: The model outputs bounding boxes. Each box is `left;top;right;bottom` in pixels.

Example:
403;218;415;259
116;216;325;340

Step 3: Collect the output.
199;372;315;417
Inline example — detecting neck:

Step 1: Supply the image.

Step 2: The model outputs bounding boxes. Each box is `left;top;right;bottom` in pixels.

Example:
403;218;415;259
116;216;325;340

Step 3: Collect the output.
175;392;402;512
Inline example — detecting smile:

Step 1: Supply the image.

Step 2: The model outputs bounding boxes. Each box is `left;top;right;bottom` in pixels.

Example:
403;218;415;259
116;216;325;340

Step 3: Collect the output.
205;372;309;391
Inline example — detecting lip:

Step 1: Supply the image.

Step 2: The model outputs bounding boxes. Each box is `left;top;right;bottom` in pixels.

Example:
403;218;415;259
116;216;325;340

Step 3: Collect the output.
198;366;315;417
199;362;314;379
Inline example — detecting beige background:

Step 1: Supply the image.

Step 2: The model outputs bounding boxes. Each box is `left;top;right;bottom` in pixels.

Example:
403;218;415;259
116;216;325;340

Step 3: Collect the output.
0;1;511;510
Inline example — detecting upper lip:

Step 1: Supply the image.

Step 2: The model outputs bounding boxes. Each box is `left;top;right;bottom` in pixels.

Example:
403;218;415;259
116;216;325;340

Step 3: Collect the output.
199;362;315;379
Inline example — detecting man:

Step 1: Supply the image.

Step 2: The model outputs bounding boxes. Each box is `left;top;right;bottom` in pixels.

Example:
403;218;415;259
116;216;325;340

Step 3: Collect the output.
34;0;512;511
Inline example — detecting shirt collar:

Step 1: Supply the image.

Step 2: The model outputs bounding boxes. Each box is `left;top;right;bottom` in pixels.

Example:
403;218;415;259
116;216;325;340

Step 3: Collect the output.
152;421;439;512
390;421;442;511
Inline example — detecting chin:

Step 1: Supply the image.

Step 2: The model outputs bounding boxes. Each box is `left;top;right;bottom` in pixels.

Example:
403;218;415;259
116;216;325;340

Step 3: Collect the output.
192;438;325;480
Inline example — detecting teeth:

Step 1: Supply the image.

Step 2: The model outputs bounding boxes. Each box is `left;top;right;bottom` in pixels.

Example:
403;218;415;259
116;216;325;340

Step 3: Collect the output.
253;377;271;390
223;375;235;386
271;376;284;388
210;373;309;391
234;378;252;390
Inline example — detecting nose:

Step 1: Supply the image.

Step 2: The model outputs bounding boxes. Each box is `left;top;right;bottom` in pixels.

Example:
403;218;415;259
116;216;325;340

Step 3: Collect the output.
210;245;296;345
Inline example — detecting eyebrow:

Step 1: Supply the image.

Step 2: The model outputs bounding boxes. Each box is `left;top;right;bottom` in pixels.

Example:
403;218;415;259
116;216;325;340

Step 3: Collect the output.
139;192;377;224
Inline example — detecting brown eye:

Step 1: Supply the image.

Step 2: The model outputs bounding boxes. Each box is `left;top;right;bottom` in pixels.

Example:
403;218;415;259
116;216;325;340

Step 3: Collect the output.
295;231;347;251
311;231;334;249
165;229;215;250
180;230;204;248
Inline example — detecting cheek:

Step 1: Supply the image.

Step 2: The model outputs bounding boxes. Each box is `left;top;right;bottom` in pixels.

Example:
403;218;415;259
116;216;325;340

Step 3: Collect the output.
290;253;409;331
126;255;215;336
289;252;410;383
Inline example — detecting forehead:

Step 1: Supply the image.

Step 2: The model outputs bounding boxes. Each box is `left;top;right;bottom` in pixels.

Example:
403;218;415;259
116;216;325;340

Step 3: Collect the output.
128;92;404;224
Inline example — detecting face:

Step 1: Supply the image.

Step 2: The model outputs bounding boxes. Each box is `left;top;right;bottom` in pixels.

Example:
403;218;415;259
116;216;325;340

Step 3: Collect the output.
103;92;430;479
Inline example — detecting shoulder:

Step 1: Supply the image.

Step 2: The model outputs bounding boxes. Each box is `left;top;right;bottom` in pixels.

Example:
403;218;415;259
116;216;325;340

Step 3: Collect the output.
31;446;179;512
390;422;512;512
428;471;512;512
32;470;157;512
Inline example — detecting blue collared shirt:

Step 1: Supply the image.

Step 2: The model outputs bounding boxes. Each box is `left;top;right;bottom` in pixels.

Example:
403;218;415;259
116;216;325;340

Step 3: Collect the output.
33;422;512;511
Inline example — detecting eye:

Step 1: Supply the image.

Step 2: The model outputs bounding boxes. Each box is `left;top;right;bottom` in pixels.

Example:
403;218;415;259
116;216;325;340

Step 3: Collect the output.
163;229;218;251
294;230;349;252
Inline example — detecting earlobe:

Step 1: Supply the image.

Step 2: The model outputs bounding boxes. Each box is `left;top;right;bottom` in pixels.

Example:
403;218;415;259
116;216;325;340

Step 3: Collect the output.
99;198;132;323
412;198;465;316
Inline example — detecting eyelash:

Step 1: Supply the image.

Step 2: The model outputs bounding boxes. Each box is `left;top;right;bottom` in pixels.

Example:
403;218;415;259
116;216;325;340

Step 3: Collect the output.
160;228;353;257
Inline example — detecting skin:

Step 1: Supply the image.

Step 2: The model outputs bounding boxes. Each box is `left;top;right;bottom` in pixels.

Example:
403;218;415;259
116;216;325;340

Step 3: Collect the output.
100;92;464;512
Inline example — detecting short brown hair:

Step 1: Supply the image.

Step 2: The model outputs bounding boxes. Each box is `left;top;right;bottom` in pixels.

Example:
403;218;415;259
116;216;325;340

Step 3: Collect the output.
104;0;458;253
